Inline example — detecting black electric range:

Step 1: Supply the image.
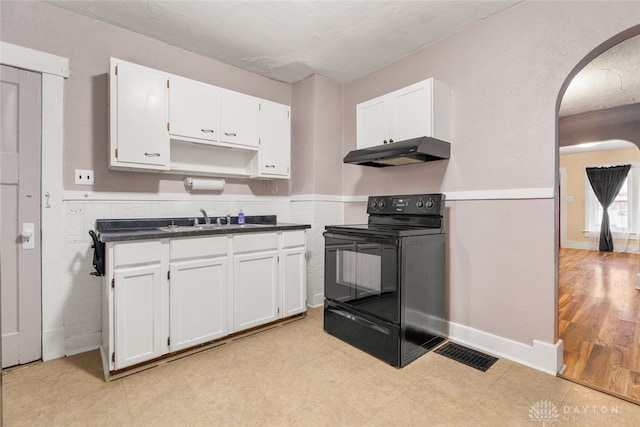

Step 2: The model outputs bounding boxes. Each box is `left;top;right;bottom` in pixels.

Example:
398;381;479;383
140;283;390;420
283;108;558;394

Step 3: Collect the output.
323;193;446;367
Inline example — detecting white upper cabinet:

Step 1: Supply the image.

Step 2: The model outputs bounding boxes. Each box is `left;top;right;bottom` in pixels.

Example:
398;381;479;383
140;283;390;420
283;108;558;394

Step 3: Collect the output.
169;75;220;144
109;58;290;179
357;97;390;148
220;89;260;148
109;59;170;170
253;100;291;178
356;78;450;149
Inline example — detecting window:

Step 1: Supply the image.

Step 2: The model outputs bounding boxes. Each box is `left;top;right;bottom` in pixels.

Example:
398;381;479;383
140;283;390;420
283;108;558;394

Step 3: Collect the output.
585;163;639;235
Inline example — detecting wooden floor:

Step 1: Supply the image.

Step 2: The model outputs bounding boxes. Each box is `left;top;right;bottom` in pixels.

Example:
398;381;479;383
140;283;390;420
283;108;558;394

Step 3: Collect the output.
558;248;640;403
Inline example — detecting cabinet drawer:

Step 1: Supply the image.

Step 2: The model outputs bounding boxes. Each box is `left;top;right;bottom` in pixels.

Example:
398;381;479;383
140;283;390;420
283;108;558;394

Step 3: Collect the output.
170;236;227;260
234;233;277;253
114;241;162;267
282;230;305;248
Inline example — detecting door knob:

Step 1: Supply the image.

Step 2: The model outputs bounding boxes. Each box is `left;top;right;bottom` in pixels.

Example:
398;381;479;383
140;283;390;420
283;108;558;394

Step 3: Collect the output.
21;223;35;249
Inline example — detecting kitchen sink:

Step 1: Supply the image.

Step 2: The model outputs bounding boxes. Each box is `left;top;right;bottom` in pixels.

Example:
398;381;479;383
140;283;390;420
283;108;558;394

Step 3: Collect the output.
156;223;266;232
155;225;204;232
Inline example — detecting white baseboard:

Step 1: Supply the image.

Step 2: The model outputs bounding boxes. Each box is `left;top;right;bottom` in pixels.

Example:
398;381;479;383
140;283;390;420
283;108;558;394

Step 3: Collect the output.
65;333;101;356
563;239;638;254
308;292;325;308
42;327;66;361
447;321;563;375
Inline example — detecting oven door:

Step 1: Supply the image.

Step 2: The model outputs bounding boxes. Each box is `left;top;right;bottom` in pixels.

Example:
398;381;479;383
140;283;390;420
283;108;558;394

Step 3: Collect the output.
324;231;399;324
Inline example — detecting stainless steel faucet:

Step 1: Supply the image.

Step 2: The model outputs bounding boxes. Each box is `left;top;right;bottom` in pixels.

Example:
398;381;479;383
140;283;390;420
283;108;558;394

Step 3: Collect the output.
199;208;210;224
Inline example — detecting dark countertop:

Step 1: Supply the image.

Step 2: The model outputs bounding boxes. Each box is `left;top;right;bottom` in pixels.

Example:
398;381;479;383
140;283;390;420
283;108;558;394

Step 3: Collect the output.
96;215;311;242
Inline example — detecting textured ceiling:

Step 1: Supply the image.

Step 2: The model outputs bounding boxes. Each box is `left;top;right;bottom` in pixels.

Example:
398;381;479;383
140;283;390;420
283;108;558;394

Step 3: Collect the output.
48;1;639;120
560;34;640;117
48;0;520;84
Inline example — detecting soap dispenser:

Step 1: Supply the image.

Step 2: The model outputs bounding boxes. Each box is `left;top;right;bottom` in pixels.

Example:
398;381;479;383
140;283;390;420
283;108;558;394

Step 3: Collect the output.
238;209;245;225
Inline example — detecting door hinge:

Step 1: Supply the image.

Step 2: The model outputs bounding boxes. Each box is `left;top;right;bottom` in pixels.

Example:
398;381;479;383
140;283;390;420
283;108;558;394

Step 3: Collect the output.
111;352;115;363
167;337;171;346
111;278;115;288
114;65;118;76
114;148;118;159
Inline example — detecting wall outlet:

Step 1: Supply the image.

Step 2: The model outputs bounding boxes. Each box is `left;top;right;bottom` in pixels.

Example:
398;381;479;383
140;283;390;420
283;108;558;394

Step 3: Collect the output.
74;169;94;185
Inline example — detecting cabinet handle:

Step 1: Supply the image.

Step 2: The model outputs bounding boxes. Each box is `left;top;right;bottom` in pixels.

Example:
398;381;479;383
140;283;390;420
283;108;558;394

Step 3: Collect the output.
144;152;161;157
200;129;215;133
265;164;276;168
224;132;237;137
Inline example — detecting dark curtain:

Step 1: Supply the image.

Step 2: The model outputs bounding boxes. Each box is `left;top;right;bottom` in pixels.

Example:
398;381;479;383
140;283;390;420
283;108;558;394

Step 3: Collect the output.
585;164;631;252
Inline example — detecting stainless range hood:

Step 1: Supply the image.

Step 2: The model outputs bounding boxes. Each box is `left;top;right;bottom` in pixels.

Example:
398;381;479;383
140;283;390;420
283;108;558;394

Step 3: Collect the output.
343;136;450;167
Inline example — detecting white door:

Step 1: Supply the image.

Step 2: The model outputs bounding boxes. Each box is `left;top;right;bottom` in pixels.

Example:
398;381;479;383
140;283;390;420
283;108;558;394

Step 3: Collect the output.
0;65;42;368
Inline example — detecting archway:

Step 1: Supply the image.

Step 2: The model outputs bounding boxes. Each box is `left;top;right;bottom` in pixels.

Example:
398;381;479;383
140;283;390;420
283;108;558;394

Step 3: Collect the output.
556;30;640;404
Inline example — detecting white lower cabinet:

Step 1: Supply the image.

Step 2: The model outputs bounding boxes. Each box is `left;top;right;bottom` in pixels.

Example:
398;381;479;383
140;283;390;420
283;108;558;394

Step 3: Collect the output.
113;265;164;370
169;236;228;352
103;229;307;376
281;231;307;317
233;233;279;332
111;241;165;370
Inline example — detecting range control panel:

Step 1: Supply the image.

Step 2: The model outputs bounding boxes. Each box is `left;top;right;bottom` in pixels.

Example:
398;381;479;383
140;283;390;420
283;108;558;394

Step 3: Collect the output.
367;193;445;215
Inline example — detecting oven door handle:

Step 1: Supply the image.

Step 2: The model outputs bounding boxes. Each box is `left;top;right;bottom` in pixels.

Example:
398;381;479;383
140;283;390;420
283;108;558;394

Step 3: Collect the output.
327;307;391;335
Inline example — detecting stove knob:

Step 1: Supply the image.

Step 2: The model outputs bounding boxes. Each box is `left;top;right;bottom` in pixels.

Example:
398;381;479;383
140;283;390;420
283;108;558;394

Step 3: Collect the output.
425;198;435;209
370;200;378;209
378;200;385;209
416;199;425;208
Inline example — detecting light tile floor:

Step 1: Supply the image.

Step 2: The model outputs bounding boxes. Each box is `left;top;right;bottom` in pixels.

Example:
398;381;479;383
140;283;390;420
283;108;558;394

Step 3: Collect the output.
3;308;640;426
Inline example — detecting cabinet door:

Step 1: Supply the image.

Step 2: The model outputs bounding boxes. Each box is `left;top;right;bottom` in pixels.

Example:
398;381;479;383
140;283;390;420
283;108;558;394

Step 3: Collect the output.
114;264;163;370
169;257;227;352
390;80;431;142
111;60;169;169
281;246;307;317
258;101;290;177
169;76;220;143
356;96;389;149
233;251;278;332
220;89;260;147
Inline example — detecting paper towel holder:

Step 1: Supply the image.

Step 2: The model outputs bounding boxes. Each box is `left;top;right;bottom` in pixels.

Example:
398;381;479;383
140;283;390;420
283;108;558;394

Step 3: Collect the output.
184;177;225;192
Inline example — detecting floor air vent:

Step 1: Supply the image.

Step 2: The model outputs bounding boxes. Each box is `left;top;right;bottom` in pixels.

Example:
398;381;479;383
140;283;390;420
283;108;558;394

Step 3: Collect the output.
434;342;498;372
